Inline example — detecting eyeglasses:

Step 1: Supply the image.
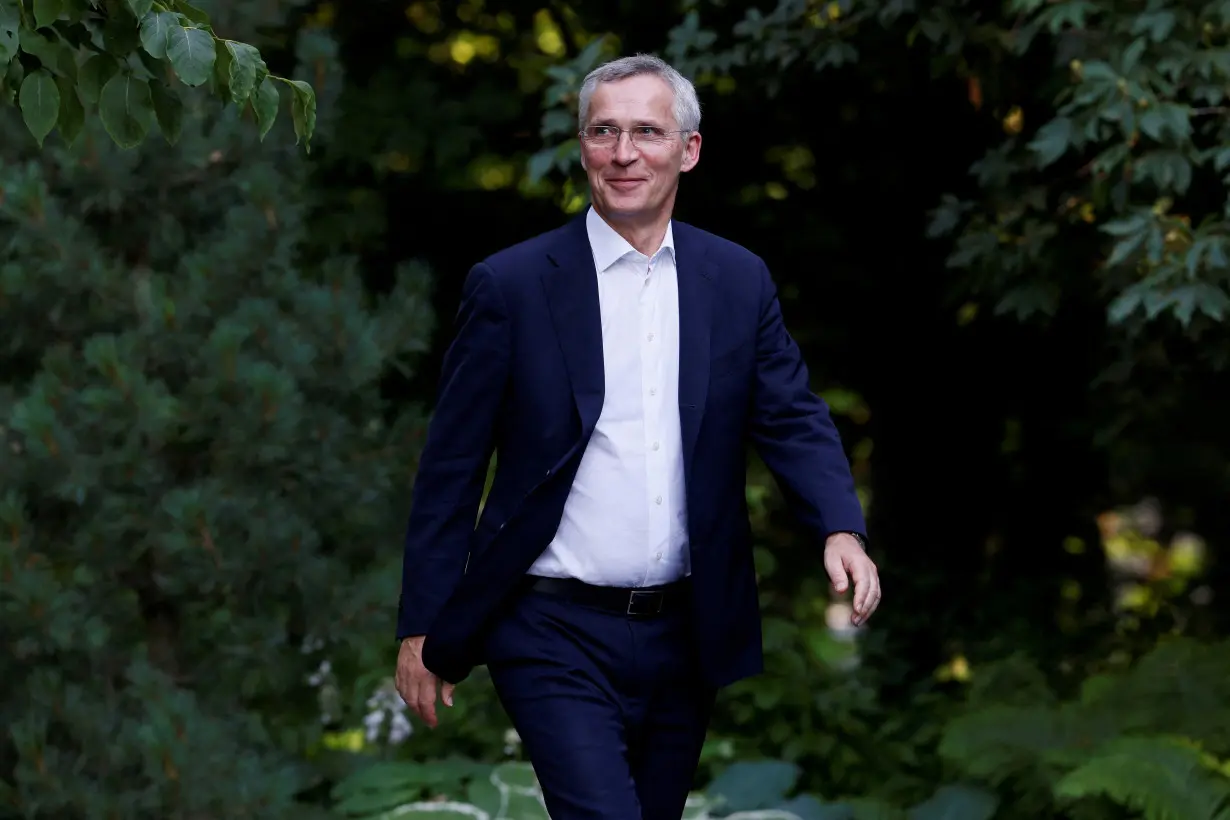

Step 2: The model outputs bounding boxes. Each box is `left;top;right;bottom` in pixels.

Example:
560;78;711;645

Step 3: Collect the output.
579;126;689;148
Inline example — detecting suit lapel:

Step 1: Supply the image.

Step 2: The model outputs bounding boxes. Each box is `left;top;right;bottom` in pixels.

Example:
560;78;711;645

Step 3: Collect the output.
543;216;605;435
674;223;714;476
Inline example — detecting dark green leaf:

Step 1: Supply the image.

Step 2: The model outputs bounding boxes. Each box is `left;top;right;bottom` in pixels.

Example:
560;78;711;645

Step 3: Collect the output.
54;74;83;144
103;12;139;54
1132;10;1176;42
1158;103;1192;141
33;0;64;29
98;72;154;148
251;75;278;140
150;79;182;145
0;0;19;64
225;40;263;104
287;78;316;150
77;54;117;104
1121;37;1146;74
211;33;230;94
19;69;60;146
706;760;800;812
17;27;61;69
139;11;178;59
908;785;998;820
125;0;153;19
1208;237;1229;269
1079;60;1117;83
527;149;555;183
1028;117;1073;168
1106;232;1145;267
166;25;215;87
171;0;211;28
1139;109;1165;141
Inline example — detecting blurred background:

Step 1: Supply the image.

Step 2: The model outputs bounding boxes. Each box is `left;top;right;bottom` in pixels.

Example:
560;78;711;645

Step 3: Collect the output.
3;0;1229;818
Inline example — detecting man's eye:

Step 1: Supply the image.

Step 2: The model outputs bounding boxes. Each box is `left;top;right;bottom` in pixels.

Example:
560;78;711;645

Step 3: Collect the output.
636;127;663;136
594;127;616;136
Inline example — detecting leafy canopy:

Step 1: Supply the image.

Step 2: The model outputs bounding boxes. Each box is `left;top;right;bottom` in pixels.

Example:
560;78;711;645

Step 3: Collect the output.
0;0;316;149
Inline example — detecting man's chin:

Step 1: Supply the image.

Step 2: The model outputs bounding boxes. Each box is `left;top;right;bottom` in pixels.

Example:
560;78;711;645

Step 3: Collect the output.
600;199;652;220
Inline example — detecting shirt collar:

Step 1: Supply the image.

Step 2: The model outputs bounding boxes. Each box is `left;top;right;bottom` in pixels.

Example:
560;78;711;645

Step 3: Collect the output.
585;206;675;273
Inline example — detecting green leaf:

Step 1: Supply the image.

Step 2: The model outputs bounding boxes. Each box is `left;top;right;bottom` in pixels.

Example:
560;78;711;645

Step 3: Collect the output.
287;78;316;150
1055;736;1230;817
1106;232;1145;267
54;74;83;144
1121;37;1146;74
139;11;178;60
125;0;153;19
17;27;63;72
225;41;263;104
1101;212;1149;236
171;0;211;28
78;54;118;104
908;784;998;820
1132;11;1176;43
20;69;60;147
706;760;801;812
150;80;182;145
167;25;216;87
1028;117;1073;168
103;12;139;54
251;75;279;140
98;73;154;148
33;0;64;29
0;0;19;64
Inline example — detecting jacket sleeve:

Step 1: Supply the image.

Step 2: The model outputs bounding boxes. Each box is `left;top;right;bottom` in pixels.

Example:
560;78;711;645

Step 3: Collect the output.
747;260;867;541
397;263;511;639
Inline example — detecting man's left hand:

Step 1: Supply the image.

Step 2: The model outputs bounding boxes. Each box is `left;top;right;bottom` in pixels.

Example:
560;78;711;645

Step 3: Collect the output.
823;533;881;627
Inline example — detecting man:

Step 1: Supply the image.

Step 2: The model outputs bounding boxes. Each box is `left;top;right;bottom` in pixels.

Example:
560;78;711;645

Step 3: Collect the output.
395;54;881;820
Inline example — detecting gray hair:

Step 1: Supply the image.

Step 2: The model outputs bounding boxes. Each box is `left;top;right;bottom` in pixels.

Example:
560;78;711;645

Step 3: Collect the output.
577;54;702;134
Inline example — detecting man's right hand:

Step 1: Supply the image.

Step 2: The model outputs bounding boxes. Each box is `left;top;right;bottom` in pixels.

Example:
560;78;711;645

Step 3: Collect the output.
395;636;455;728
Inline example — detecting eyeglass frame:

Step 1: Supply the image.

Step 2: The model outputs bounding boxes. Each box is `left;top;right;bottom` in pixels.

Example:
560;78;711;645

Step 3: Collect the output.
577;125;693;148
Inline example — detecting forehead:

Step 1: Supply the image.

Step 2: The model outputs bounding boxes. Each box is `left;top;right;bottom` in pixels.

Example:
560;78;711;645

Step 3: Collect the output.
587;74;675;124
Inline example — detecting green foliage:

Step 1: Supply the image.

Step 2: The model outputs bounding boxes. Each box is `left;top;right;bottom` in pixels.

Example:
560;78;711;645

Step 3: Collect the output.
329;758;997;820
0;20;426;816
331;637;1229;820
0;0;316;149
939;637;1230;818
530;0;1230;335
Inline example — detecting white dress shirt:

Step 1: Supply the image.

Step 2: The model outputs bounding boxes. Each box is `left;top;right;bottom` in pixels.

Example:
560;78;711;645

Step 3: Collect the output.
528;207;691;588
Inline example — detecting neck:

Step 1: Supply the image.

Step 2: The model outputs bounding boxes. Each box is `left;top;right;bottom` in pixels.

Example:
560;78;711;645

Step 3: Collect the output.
593;202;674;257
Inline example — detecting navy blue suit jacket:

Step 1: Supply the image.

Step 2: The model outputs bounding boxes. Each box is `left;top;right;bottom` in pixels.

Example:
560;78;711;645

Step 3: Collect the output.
397;213;866;688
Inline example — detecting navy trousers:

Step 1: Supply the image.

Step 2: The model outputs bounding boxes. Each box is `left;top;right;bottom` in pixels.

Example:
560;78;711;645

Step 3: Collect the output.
484;587;715;820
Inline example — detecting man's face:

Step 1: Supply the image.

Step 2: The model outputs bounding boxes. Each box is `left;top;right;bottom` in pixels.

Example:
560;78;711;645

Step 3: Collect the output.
580;74;701;224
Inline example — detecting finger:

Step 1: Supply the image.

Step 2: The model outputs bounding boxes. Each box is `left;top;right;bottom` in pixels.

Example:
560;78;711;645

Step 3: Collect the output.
851;567;880;624
824;547;849;593
442;682;456;708
416;675;439;728
849;560;870;617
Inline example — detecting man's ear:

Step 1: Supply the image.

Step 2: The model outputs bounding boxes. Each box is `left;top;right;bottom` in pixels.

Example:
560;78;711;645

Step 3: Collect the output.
680;131;702;173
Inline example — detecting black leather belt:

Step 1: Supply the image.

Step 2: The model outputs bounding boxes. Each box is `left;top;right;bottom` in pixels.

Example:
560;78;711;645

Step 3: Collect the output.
525;576;688;617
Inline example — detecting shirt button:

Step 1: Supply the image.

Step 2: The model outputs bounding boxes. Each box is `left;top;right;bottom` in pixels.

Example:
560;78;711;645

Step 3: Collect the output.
652;441;660;451
656;552;663;561
647;333;654;341
649;388;656;397
655;495;663;505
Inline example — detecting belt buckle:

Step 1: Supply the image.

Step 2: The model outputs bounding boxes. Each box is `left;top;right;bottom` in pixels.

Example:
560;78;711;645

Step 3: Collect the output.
627;590;664;616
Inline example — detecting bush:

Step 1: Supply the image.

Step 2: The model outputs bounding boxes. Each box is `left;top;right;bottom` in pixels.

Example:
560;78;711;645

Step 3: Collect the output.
0;18;433;817
329;637;1230;820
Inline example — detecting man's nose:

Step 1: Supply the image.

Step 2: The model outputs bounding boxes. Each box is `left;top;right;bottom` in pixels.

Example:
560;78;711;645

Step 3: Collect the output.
613;133;640;164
